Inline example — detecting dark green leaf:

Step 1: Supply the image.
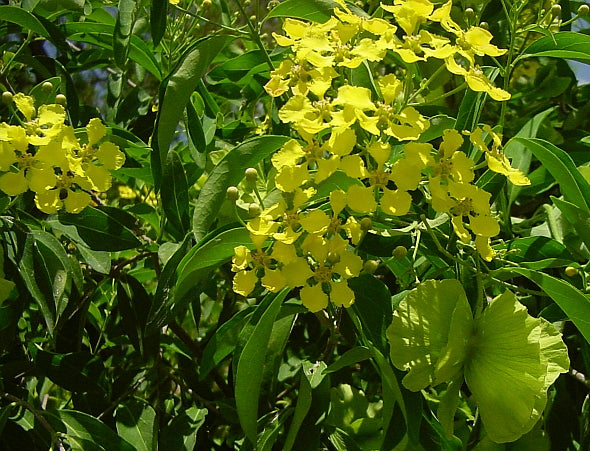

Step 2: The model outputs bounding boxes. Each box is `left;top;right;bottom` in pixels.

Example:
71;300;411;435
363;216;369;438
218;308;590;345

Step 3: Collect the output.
0;6;51;38
159;407;207;451
48;410;135;451
150;0;167;46
235;290;287;445
58;206;141;252
282;363;314;451
116;399;157;451
323;347;371;375
153;35;233;185
552;197;590;252
192;136;289;240
161;150;189;239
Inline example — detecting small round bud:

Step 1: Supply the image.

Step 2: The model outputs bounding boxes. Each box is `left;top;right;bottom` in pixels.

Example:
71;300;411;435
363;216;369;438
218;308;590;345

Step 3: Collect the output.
55;94;67;106
392;245;408;260
360;217;372;231
551;4;561;17
245;167;258;183
479;21;489;30
202;0;212;7
326;251;340;265
363;259;380;274
226;186;239;202
578;4;589;16
249;15;257;23
565;266;579;277
465;8;475;20
248;203;261;217
42;81;53;93
1;91;13;104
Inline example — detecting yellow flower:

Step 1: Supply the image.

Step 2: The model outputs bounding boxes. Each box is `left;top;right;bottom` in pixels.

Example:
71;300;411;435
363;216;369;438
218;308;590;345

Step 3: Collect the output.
13;94;66;145
381;0;435;36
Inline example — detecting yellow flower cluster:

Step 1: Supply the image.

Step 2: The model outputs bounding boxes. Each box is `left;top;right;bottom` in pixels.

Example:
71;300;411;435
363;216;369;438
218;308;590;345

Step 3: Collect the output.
0;93;125;213
232;0;529;311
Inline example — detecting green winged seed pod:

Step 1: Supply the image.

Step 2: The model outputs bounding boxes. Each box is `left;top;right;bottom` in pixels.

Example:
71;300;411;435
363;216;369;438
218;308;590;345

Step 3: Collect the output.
387;279;569;443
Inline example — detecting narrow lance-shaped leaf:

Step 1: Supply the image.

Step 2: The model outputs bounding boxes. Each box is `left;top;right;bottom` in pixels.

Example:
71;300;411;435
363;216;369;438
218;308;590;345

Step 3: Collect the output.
161;150;189;239
150;0;167;46
521;32;590;64
114;0;136;69
152;35;233;186
235;290;287;445
192;135;289;241
116;399;158;451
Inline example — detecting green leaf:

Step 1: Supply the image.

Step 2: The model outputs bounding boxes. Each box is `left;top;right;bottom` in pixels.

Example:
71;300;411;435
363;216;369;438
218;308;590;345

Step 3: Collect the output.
114;0;136;69
176;227;252;300
63;22;162;80
77;244;111;274
199;308;253;380
0;6;51;38
522;32;590;64
349;275;392;353
153;35;233;185
159;407;207;451
116;399;157;451
150;0;167;46
192;136;289;240
235;289;287;445
282;362;316;451
499;267;590;344
58;206;141;252
265;0;340;23
511;137;590;212
49;410;135;451
551;196;590;252
323;347;371;375
35;350;106;394
161;150;190;239
145;235;193;335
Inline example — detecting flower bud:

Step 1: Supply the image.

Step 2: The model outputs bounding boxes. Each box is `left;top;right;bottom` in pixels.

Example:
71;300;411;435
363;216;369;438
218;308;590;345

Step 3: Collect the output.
248;203;261;217
565;266;579;277
55;94;67;106
226;186;239;202
392;245;408;260
245;167;258;183
326;251;340;265
42;81;54;93
202;0;212;7
479;21;489;30
465;8;475;21
363;259;380;274
578;4;589;16
360;217;372;231
551;4;561;17
1;91;13;104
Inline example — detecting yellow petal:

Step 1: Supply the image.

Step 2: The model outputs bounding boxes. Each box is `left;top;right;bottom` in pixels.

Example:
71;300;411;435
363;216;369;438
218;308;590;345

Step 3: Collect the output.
0;171;28;196
64;189;90;213
301;284;329;312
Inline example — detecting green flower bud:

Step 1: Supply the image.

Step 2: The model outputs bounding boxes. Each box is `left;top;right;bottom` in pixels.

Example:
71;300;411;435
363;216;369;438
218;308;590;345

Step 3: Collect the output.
465;8;475;21
245;167;258;183
42;81;54;93
363;259;380;274
326;251;340;265
360;217;372;231
55;94;67;106
479;21;489;30
565;266;579;277
1;91;13;104
392;245;408;260
578;4;589;16
226;186;239;202
551;4;561;17
248;203;261;217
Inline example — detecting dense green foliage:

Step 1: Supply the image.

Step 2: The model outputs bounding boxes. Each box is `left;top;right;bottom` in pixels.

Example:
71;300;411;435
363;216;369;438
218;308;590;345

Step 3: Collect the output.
1;0;590;449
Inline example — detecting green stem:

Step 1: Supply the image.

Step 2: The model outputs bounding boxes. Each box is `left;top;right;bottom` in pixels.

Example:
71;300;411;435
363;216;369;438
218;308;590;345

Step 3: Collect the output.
410;82;466;106
233;0;275;71
0;32;33;78
172;4;248;35
407;63;447;104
